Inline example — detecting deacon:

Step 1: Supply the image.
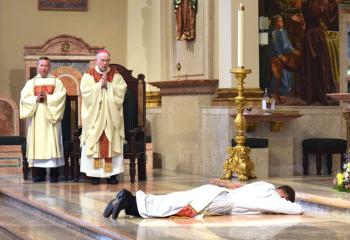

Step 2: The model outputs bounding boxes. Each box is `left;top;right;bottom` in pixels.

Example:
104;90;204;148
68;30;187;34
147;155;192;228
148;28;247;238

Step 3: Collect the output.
103;181;303;219
80;50;127;185
20;56;66;183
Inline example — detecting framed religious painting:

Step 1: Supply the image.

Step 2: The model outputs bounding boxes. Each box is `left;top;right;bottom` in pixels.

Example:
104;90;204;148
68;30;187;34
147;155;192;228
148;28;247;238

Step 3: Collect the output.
38;0;88;11
258;0;340;106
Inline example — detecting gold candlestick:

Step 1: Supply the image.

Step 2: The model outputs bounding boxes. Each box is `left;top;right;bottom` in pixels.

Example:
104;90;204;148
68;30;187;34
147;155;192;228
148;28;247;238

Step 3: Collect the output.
221;67;256;181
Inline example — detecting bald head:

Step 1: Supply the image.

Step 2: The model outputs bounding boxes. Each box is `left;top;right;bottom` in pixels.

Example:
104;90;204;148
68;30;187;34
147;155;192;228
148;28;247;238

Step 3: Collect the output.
96;51;110;72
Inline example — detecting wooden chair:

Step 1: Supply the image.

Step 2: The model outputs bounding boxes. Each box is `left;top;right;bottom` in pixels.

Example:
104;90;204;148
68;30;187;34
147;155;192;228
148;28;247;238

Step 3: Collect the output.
61;95;79;180
71;64;147;183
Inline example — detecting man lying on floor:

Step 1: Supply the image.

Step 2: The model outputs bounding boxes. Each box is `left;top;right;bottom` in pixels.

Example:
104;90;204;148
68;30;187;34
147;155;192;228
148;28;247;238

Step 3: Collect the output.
103;181;303;219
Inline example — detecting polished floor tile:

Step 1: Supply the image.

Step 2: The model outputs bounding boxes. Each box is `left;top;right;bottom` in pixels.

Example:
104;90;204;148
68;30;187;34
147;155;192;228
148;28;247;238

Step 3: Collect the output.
0;170;350;239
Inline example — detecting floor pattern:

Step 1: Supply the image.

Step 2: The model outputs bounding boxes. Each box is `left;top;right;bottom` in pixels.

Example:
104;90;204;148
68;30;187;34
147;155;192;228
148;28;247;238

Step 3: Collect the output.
0;170;350;239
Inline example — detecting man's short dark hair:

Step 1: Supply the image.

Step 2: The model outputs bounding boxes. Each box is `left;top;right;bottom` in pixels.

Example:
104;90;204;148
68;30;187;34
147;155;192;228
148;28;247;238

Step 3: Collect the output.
38;56;50;62
271;15;282;27
277;185;295;202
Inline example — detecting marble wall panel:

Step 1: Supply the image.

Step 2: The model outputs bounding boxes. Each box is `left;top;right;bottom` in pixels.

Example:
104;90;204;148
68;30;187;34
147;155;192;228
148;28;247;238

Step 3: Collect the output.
250;148;269;179
200;107;233;177
149;95;212;175
288;106;344;175
146;104;344;178
146;107;162;169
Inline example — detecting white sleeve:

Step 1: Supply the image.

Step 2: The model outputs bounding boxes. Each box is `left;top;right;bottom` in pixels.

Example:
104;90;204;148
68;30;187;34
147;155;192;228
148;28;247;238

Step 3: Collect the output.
106;73;127;106
19;80;38;119
44;78;66;123
235;196;304;215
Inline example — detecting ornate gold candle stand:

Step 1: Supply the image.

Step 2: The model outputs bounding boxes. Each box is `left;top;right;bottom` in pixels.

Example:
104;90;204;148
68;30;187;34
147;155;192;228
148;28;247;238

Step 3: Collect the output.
221;67;256;181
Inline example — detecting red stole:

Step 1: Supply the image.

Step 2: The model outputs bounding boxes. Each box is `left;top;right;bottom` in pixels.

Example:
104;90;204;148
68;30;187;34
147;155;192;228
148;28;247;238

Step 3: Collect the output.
87;68;116;83
34;85;55;96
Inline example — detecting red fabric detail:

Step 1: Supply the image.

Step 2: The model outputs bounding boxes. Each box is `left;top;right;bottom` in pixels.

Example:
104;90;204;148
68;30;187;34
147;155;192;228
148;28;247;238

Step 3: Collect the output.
104;157;112;164
99;132;109;158
175;205;197;218
34;85;55;96
87;68;116;83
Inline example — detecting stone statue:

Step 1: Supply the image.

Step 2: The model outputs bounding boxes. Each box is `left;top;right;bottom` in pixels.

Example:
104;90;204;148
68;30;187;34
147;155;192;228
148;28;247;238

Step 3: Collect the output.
174;0;197;41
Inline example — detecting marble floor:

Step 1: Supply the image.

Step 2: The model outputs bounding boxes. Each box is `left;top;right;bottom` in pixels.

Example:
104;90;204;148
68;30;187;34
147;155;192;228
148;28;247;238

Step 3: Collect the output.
1;169;350;239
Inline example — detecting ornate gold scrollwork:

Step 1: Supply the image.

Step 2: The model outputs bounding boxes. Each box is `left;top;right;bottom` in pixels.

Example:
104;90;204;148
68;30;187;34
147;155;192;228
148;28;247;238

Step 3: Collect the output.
221;67;256;181
61;42;70;54
270;121;284;132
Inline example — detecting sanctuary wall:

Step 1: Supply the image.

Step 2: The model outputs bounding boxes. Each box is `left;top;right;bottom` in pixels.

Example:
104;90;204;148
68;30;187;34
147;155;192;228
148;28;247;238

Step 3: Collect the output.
148;105;344;178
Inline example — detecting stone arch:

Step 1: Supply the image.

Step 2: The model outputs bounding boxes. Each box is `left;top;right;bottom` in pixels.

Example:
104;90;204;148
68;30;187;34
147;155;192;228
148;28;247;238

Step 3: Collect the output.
51;66;81;96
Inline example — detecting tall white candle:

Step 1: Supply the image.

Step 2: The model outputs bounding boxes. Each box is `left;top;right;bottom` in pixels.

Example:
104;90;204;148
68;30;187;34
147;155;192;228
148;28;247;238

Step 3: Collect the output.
237;3;245;67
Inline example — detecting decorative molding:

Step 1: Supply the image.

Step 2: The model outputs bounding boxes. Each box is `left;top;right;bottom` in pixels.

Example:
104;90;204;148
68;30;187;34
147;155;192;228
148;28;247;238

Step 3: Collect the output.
212;88;263;106
149;79;218;96
24;34;101;55
146;91;161;108
24;35;104;127
24;55;96;60
232;109;302;132
24;34;103;81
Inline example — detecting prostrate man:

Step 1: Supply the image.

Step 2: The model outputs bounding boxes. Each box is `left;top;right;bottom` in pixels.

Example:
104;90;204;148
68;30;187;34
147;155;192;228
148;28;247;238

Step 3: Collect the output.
20;57;66;183
80;50;127;185
103;181;303;219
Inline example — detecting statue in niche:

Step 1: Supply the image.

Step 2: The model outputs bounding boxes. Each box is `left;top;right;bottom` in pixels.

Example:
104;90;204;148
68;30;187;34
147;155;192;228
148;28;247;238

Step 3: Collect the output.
174;0;197;41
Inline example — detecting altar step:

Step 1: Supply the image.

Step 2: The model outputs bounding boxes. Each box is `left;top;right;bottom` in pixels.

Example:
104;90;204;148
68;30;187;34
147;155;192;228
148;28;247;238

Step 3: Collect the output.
0;197;97;240
1;177;350;240
298;192;350;218
0;146;22;174
0;191;126;240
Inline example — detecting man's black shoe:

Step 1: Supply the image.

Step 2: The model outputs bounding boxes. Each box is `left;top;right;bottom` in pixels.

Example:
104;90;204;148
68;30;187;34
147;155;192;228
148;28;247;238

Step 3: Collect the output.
50;177;59;183
91;177;100;185
103;198;117;218
32;167;47;182
103;188;130;218
111;189;133;219
106;175;118;185
49;167;59;183
103;188;133;219
32;176;46;182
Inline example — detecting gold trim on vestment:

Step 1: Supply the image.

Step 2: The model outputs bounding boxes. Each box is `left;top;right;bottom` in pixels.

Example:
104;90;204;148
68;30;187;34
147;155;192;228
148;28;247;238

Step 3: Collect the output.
94;158;103;169
104;162;113;172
